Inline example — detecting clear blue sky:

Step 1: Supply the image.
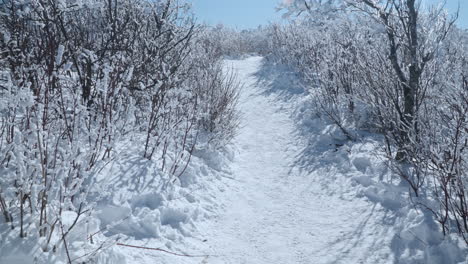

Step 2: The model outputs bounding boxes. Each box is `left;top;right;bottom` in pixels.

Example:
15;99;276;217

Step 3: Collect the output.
424;0;468;28
192;0;467;29
191;0;284;29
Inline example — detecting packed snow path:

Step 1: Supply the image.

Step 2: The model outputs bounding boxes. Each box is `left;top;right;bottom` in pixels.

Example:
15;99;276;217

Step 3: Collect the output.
201;57;394;264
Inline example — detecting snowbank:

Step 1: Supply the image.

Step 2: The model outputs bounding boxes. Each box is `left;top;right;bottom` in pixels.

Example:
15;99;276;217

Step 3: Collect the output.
0;133;234;263
256;57;468;264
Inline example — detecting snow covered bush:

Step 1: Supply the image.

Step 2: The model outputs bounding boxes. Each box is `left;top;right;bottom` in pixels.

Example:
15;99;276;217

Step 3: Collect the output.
201;25;270;59
270;0;468;247
189;34;241;147
266;18;370;139
0;0;240;262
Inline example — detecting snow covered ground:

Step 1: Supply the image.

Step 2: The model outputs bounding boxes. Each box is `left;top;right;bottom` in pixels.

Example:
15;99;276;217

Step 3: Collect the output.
3;56;465;263
197;56;396;264
105;56;467;264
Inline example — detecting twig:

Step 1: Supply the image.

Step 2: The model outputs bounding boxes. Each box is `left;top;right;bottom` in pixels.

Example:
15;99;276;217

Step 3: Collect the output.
116;243;213;258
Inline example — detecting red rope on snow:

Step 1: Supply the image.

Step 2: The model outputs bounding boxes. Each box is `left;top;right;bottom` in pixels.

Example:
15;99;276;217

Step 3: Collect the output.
116;243;210;258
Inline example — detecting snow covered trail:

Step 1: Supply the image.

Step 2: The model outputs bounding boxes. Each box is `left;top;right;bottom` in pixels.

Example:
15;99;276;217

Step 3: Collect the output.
201;56;395;264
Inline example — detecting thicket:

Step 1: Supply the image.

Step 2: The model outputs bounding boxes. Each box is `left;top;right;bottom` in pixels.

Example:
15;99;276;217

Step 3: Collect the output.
266;0;468;244
0;0;239;261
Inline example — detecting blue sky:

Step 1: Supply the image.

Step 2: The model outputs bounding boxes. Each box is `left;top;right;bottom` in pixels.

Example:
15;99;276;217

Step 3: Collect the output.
192;0;467;29
191;0;284;29
425;0;468;28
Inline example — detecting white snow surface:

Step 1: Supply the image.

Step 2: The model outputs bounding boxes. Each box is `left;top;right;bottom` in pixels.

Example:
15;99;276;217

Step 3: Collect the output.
198;56;396;264
102;56;468;264
3;56;466;264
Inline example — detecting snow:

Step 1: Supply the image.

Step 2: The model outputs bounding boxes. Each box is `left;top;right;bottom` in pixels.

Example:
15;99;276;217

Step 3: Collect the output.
2;56;466;263
196;56;466;264
195;56;395;264
94;55;396;264
84;56;466;263
55;45;65;66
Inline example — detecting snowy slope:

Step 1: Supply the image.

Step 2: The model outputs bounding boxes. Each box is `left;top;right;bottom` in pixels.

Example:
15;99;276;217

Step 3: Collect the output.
10;56;461;264
83;139;234;264
197;56;466;264
196;56;397;264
